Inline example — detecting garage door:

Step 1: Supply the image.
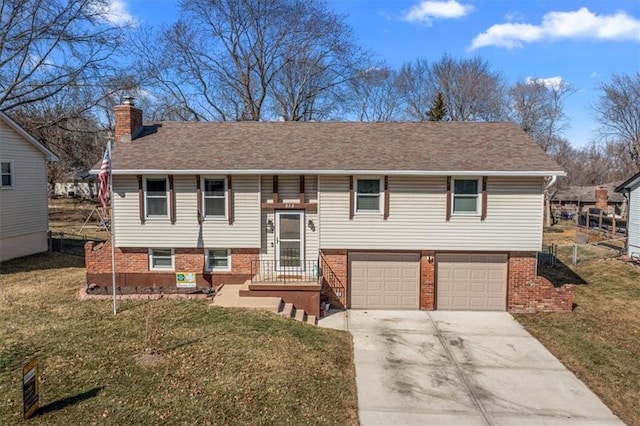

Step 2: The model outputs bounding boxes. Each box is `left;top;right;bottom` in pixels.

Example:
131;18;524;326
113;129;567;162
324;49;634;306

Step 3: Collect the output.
350;252;420;309
437;253;507;311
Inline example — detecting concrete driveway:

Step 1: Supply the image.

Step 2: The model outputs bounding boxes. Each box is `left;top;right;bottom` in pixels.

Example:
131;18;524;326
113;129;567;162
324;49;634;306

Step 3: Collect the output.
320;310;623;425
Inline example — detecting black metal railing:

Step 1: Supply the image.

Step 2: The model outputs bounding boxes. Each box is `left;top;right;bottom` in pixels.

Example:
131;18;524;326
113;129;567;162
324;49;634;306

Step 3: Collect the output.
251;259;320;284
319;253;347;308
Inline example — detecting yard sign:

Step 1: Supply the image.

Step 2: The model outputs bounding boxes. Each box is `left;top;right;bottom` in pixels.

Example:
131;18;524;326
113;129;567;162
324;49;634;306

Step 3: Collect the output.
176;272;197;288
23;357;39;419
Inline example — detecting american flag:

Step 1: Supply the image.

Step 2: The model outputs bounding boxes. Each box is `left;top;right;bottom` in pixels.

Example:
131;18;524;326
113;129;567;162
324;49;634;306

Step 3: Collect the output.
98;143;110;208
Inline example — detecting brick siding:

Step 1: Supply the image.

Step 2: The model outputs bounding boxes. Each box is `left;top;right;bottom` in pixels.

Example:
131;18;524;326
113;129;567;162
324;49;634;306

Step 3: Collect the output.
420;251;436;310
85;240;259;290
507;252;573;313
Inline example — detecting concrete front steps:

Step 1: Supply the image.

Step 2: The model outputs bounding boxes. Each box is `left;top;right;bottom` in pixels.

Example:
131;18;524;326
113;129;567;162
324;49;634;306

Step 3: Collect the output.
211;284;317;326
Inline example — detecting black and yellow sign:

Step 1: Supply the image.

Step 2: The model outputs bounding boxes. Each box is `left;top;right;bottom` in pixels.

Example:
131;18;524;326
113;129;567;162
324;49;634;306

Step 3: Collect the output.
23;357;39;419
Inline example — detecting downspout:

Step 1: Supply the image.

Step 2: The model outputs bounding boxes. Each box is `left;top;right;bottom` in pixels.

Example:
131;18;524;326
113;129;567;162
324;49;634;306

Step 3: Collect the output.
544;175;558;228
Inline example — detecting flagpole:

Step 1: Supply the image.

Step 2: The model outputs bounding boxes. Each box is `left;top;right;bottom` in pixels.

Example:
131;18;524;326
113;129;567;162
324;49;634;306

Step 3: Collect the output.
108;137;117;315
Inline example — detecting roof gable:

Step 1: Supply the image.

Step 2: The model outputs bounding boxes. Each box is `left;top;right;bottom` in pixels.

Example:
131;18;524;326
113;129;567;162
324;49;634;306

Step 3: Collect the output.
0;112;59;161
615;172;640;192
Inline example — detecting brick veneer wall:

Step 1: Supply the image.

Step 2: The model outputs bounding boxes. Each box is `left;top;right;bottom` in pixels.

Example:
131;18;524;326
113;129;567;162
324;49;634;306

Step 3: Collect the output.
85;240;259;291
507;251;573;313
420;251;435;310
319;249;348;308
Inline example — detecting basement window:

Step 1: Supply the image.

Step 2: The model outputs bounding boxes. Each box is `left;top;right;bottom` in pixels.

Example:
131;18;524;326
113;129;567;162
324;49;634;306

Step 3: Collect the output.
149;248;174;270
205;249;231;271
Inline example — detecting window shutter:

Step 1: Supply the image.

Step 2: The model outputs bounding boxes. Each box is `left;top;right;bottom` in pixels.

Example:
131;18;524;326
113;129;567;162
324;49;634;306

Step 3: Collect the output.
481;176;487;221
169;175;176;224
273;176;279;203
137;175;145;224
383;175;389;220
349;175;354;220
299;175;305;203
227;175;234;225
196;175;202;224
446;176;451;221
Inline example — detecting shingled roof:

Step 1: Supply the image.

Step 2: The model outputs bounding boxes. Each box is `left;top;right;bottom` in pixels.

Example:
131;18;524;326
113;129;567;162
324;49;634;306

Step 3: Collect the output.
109;121;563;175
552;182;625;203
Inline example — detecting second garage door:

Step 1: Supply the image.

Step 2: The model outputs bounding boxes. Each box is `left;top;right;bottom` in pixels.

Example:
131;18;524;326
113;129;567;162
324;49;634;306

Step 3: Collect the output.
350;252;420;309
437;253;508;311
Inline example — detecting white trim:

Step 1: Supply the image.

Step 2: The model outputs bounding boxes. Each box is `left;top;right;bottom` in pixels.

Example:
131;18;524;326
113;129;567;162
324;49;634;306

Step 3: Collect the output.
0;112;59;161
205;248;231;272
107;169;565;177
451;177;482;216
0;160;14;189
201;176;227;220
354;176;384;215
144;176;169;219
149;248;175;271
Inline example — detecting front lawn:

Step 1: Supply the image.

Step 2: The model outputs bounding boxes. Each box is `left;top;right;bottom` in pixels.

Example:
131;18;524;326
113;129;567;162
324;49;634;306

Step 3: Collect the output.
0;253;358;424
515;224;640;425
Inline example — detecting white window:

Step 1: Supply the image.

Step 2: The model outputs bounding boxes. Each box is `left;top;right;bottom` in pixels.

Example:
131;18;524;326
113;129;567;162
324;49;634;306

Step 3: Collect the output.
205;249;231;271
1;161;13;188
355;178;382;213
145;177;168;218
149;248;174;270
203;177;226;218
452;178;481;215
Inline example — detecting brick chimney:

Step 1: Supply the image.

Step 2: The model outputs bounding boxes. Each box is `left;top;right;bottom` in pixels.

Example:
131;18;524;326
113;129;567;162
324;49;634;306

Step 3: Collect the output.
114;96;143;145
595;186;608;211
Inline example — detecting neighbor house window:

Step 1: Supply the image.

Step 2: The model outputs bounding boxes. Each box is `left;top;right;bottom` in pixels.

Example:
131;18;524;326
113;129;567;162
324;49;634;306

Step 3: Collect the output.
1;161;13;188
452;178;480;214
356;178;382;212
205;249;231;271
203;177;226;218
145;177;168;217
149;248;174;270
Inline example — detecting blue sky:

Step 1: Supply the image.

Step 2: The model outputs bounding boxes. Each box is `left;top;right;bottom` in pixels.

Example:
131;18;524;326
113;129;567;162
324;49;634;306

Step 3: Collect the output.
112;0;640;148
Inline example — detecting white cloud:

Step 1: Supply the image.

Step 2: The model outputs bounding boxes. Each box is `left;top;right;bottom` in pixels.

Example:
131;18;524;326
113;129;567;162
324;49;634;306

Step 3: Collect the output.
471;7;640;49
589;71;600;78
525;76;564;90
403;0;473;25
98;0;135;26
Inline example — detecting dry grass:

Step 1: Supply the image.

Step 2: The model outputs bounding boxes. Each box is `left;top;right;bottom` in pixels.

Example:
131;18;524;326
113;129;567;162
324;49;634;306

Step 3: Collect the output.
0;253;358;425
48;198;109;241
515;222;640;426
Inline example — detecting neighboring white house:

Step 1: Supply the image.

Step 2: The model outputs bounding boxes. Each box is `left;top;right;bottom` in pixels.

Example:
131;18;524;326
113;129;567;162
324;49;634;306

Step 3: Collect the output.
616;173;640;258
0;111;59;262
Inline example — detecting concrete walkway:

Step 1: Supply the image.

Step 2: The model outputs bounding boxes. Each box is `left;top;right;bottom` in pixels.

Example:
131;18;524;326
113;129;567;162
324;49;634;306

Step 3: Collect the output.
319;310;623;425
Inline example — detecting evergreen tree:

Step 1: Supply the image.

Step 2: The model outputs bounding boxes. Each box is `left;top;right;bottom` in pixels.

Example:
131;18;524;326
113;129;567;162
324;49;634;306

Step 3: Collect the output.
427;92;448;121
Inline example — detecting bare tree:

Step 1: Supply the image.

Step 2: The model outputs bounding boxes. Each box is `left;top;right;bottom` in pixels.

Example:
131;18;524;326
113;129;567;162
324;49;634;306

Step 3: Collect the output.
593;72;640;170
510;78;575;152
348;66;401;122
0;0;130;112
396;55;507;122
396;59;435;121
138;0;361;122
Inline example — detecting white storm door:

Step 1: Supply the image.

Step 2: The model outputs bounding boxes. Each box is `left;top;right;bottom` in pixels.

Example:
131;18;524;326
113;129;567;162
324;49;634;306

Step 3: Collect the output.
275;211;305;271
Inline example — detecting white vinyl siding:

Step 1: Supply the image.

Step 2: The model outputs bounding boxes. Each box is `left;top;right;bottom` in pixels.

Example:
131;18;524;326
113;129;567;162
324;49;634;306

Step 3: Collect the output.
260;175;319;263
0;120;49;245
319;175;544;251
628;184;640;256
113;175;260;248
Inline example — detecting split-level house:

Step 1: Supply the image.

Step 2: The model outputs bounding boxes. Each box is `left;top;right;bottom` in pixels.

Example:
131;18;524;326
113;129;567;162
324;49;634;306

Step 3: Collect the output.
615;172;640;258
0;112;59;262
85;101;573;316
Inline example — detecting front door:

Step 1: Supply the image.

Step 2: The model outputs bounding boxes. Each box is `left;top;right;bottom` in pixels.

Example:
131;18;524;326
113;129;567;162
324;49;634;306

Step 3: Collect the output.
275;211;305;271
